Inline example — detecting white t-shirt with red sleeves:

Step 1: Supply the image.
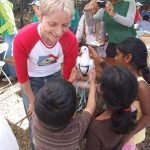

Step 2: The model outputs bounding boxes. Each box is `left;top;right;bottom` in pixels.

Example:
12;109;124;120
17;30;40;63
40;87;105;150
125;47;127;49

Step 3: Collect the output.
13;23;78;83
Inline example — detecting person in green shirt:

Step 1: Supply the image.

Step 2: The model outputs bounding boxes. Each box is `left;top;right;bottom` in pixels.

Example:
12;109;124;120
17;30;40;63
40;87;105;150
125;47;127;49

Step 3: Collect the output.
69;8;79;33
30;0;40;22
0;0;17;81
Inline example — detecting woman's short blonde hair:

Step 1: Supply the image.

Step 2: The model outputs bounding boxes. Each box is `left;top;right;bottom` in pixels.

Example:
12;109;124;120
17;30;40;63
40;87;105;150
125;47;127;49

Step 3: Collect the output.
39;0;74;17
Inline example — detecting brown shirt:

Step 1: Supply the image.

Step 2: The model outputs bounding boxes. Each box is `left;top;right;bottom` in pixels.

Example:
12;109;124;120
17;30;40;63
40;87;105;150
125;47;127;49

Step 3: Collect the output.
85;119;124;150
32;111;92;150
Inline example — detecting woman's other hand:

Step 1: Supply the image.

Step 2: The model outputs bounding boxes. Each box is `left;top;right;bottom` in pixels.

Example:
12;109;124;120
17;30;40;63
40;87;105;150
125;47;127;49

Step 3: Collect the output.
105;1;116;17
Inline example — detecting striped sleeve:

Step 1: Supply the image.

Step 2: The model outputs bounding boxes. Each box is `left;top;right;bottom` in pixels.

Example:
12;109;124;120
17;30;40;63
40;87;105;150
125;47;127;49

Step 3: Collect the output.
77;111;92;141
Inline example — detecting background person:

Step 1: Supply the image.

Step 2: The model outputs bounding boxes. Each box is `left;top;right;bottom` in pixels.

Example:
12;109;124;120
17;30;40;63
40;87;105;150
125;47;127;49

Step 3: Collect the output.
141;5;150;22
30;0;40;22
0;0;17;81
134;2;143;29
84;0;136;58
76;0;107;57
138;15;150;32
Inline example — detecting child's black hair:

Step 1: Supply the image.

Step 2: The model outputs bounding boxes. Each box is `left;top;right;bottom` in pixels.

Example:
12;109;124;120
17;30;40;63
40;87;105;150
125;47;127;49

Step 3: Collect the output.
99;65;138;134
34;78;77;130
117;37;150;84
143;15;149;21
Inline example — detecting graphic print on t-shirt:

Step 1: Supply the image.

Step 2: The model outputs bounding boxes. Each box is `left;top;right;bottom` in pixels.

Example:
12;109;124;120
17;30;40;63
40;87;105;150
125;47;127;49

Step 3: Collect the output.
37;54;58;66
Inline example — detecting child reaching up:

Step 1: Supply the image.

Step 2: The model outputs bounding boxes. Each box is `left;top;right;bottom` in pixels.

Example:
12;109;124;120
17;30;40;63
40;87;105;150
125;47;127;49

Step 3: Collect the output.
32;68;96;150
85;65;138;150
88;37;150;149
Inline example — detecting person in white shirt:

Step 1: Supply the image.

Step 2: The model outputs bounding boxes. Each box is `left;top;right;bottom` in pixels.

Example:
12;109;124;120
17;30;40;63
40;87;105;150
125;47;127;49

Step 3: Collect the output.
138;15;150;32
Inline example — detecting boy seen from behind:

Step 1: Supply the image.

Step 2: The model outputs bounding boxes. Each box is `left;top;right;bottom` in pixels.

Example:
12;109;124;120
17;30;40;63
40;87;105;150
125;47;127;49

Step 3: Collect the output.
32;68;96;150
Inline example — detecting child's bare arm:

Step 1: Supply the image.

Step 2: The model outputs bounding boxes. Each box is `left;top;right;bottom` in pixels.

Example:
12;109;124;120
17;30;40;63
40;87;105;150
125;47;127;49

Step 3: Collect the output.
134;81;150;131
84;69;96;116
69;67;96;115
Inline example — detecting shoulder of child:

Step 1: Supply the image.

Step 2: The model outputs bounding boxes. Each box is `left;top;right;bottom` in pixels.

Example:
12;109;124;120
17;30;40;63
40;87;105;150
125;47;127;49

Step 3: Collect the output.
138;79;149;91
74;111;92;122
137;79;150;104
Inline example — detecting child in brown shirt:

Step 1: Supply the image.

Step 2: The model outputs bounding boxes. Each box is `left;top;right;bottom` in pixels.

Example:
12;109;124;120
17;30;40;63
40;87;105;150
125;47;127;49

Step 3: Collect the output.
85;65;138;150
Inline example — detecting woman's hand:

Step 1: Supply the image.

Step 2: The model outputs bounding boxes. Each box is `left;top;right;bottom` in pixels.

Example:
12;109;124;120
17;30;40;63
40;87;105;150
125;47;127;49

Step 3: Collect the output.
84;1;99;14
27;101;35;117
105;1;116;17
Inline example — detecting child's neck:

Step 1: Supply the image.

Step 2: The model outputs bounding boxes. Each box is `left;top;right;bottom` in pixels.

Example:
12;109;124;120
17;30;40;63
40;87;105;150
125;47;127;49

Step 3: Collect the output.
96;109;112;120
127;65;142;78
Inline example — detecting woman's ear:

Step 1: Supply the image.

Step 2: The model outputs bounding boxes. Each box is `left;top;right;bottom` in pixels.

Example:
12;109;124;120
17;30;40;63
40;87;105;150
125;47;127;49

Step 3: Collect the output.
38;13;42;22
125;53;132;63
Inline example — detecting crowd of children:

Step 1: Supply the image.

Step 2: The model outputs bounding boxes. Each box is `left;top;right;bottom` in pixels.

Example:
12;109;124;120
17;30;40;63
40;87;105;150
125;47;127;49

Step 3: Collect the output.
0;0;150;150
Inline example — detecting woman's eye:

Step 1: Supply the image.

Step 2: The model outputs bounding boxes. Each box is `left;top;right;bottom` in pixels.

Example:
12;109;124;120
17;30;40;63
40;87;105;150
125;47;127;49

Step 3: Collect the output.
49;24;55;26
63;24;69;27
48;23;56;26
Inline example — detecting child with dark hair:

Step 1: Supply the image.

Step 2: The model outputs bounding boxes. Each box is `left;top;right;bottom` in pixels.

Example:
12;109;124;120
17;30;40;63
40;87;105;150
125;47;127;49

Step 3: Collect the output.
32;68;96;150
86;37;150;149
115;37;150;148
85;65;138;150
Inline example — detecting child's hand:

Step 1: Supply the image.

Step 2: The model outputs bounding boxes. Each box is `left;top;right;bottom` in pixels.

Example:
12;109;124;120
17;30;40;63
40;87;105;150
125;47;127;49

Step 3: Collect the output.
88;68;96;85
69;67;77;83
88;46;104;64
27;101;35;117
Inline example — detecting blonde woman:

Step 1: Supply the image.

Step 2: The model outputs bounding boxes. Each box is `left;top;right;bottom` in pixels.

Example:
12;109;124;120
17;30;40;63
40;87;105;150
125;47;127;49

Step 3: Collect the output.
13;0;78;148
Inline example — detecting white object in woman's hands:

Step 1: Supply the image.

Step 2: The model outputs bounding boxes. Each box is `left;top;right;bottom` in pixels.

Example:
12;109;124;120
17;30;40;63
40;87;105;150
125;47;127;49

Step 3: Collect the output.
76;46;95;76
90;41;101;47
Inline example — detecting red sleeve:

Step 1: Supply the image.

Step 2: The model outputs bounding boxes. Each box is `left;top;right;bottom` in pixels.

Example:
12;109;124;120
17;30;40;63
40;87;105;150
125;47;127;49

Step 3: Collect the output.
135;10;140;24
60;30;78;80
13;23;39;83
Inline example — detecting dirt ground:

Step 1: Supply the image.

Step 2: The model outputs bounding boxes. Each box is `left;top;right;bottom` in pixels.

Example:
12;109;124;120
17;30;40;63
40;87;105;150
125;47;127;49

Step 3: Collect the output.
0;79;31;150
0;76;150;150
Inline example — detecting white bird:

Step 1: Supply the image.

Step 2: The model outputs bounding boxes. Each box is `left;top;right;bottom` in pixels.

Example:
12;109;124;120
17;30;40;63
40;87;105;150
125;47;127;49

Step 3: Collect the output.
76;46;94;76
